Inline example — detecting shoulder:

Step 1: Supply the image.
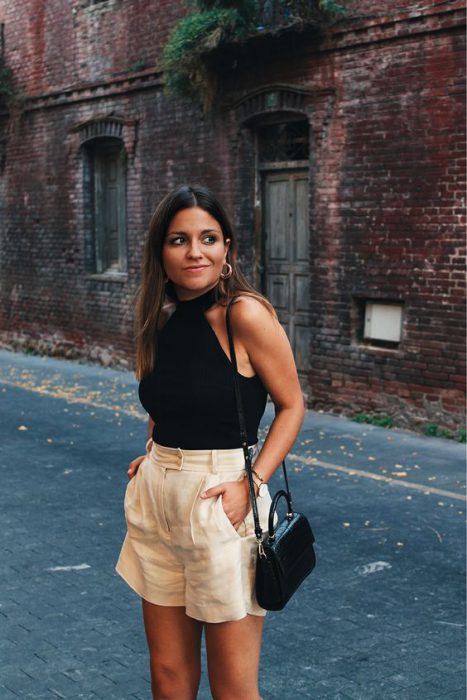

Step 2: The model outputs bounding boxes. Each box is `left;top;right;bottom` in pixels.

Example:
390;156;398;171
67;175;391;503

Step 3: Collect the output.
228;295;278;337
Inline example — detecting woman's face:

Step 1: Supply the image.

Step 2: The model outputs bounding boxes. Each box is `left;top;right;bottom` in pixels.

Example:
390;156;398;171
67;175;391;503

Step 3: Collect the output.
162;206;230;301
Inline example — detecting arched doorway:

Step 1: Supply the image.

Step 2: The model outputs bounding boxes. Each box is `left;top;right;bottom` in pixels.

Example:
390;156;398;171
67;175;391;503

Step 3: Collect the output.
257;119;311;383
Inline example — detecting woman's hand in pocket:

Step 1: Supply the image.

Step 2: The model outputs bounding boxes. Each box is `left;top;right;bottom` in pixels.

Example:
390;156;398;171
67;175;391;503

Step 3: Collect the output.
200;478;251;530
127;455;146;481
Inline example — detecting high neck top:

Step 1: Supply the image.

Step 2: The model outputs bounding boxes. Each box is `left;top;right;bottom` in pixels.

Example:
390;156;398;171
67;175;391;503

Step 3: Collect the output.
138;289;268;449
173;285;219;314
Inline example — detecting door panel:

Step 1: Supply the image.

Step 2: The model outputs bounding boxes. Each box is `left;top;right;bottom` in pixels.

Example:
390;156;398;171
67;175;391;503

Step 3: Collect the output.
295;177;309;262
294;274;310;313
263;170;310;377
293;323;311;375
269;274;289;311
267;179;289;260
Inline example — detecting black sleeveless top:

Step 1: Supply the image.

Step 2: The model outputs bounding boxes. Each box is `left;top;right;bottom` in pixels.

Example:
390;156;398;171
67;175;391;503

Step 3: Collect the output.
138;287;268;449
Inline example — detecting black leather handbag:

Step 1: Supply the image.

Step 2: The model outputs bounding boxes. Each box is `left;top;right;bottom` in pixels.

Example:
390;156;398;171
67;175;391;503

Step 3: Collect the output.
226;299;316;611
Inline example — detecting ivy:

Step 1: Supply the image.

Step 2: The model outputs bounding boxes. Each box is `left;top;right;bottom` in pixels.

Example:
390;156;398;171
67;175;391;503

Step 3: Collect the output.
162;7;243;105
162;0;345;109
320;0;345;12
0;59;13;103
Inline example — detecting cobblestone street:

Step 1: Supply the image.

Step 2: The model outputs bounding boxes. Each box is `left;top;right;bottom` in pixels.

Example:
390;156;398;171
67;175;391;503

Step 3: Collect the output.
0;349;465;699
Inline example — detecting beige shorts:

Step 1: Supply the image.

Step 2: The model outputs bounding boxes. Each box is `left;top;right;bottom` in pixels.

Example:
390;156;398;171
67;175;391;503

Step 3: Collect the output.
115;442;273;623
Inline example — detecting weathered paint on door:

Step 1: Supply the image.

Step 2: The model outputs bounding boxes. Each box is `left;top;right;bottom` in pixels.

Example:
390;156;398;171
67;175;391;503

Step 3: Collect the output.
262;170;310;377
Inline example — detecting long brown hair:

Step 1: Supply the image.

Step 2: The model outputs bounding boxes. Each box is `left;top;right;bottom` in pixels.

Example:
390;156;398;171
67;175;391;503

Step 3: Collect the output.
135;184;276;380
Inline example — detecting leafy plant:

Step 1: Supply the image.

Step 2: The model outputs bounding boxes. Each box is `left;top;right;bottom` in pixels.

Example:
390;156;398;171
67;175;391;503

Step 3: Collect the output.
128;60;147;73
423;422;439;437
162;7;244;108
423;423;466;442
162;0;345;109
353;414;465;440
353;413;394;429
320;0;345;11
0;59;13;103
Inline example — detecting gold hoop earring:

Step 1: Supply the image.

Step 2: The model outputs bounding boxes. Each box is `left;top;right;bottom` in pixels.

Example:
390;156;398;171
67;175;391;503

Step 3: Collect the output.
220;262;233;279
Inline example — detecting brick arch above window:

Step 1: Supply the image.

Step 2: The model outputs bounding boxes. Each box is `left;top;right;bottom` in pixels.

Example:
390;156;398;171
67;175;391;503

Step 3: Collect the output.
229;84;316;125
229;84;337;155
69;115;137;161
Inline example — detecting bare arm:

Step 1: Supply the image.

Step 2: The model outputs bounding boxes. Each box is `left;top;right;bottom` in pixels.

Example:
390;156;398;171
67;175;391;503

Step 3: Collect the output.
200;296;305;528
231;297;305;484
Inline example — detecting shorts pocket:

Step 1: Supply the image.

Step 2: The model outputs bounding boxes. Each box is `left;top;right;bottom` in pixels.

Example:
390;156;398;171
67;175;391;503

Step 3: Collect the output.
123;469;139;512
124;457;160;537
215;494;251;539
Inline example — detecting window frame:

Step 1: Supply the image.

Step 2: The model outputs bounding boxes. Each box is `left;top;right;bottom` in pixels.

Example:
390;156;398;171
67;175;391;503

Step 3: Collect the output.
82;136;128;279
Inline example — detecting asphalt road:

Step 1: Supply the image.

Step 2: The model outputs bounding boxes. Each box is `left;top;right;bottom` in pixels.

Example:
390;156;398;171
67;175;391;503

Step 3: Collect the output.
0;349;465;699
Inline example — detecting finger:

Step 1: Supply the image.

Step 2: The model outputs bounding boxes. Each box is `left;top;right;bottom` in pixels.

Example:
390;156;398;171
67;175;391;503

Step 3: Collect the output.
200;485;224;499
127;460;142;480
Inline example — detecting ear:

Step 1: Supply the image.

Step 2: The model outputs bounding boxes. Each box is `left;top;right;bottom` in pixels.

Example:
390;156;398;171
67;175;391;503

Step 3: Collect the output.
224;238;231;256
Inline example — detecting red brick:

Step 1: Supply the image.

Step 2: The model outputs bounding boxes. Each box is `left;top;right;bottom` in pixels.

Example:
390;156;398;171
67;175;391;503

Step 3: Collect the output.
0;0;464;433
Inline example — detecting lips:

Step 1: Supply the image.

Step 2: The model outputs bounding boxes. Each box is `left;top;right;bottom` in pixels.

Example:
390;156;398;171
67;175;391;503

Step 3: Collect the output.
183;265;208;271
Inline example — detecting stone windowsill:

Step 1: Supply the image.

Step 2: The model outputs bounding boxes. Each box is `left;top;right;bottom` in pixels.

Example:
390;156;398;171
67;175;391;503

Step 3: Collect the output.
86;272;128;283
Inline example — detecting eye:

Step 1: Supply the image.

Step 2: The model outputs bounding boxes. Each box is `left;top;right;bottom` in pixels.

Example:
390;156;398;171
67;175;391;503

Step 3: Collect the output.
203;234;218;245
167;235;185;246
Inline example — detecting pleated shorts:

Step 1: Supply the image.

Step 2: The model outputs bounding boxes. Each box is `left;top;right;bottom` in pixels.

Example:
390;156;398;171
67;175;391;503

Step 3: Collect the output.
115;441;273;623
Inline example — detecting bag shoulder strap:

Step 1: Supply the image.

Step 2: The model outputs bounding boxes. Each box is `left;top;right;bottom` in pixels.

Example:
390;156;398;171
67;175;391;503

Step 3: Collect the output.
226;298;263;540
225;298;292;539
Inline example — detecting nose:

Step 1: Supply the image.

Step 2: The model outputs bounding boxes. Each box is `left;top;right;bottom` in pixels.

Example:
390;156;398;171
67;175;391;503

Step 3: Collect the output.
187;240;203;259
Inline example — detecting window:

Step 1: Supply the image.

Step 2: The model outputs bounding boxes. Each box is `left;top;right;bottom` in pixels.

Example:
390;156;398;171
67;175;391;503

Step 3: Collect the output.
83;137;127;275
258;120;309;164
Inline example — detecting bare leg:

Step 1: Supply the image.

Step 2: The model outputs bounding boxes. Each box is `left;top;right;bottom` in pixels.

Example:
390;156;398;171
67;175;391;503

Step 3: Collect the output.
142;600;203;700
204;613;265;700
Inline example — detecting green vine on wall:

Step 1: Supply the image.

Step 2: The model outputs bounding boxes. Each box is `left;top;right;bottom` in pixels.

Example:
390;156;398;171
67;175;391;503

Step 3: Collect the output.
0;57;13;107
0;56;27;136
162;0;345;110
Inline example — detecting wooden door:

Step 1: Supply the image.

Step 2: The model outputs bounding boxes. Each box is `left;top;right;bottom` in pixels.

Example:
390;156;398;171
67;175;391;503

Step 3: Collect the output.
262;170;310;378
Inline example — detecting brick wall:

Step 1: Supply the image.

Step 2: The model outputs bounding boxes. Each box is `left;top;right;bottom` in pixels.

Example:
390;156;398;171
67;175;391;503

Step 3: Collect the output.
0;0;465;432
0;0;183;95
221;4;466;432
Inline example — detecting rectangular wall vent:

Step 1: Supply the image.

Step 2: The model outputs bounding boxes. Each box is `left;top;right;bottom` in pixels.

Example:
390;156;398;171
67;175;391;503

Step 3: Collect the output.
364;303;403;343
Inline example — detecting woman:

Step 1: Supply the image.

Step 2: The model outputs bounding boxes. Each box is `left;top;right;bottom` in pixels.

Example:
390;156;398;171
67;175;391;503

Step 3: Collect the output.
116;184;304;700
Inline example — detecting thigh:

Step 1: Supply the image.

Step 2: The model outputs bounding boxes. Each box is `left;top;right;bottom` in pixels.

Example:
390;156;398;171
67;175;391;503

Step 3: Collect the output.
142;600;203;670
205;613;265;700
